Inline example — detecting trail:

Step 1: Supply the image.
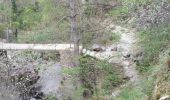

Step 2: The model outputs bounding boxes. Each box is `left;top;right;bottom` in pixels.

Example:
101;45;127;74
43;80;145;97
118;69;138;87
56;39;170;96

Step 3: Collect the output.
83;19;139;98
107;20;139;97
104;19;140;98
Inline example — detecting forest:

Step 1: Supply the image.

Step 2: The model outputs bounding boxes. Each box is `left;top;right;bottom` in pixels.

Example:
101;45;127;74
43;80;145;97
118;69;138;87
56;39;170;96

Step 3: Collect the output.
0;0;170;100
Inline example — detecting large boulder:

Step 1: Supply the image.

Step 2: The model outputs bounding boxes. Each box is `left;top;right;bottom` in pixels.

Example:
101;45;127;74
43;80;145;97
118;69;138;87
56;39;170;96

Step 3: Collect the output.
10;64;39;85
9;64;41;99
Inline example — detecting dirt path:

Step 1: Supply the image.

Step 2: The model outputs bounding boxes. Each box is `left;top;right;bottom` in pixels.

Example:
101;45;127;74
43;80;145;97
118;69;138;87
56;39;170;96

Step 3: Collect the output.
105;20;139;97
83;19;139;98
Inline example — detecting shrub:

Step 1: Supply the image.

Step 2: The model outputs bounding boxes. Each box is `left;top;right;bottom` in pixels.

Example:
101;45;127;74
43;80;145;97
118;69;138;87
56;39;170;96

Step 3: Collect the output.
17;5;42;29
79;56;123;96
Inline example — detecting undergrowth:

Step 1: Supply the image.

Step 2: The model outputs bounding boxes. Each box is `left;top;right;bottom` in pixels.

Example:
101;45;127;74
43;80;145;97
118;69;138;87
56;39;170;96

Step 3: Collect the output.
138;23;170;73
61;55;124;99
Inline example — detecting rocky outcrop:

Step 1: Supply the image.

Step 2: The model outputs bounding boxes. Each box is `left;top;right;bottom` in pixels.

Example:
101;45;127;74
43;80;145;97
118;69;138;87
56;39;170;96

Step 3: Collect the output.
9;64;42;100
0;50;20;100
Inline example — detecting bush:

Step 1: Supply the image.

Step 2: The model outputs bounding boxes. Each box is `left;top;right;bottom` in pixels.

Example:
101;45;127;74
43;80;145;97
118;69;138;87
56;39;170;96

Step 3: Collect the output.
79;56;99;94
79;56;123;96
17;5;42;29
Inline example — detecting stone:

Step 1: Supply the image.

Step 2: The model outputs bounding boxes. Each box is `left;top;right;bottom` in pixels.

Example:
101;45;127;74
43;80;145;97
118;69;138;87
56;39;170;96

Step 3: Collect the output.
92;44;105;52
83;89;92;99
123;54;131;58
9;64;40;89
159;95;170;100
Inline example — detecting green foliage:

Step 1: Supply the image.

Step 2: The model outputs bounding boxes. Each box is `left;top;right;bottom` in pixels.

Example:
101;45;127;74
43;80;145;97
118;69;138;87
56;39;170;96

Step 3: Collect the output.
98;61;123;94
15;0;69;43
79;56;123;96
11;0;18;21
9;0;42;30
119;0;153;12
98;31;120;45
84;5;95;18
83;31;120;48
62;67;80;76
107;6;129;19
120;0;152;6
11;0;67;30
141;76;155;96
136;59;150;73
16;5;42;29
73;87;86;100
0;24;5;38
39;0;67;24
138;23;170;72
107;0;152;22
79;55;99;92
103;74;120;91
18;24;70;43
116;86;144;100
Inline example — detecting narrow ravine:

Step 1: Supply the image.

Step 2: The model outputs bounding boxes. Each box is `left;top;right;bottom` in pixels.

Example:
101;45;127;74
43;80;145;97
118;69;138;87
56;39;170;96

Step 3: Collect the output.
104;20;140;97
83;19;139;98
108;21;139;97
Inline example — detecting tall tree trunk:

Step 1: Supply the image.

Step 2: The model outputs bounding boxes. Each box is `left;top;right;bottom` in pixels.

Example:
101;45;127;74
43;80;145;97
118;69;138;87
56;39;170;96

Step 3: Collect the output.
69;0;80;67
11;0;18;42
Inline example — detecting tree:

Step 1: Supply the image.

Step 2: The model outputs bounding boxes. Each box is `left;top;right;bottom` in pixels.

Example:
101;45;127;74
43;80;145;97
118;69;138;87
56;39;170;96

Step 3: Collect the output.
11;0;18;41
69;0;80;67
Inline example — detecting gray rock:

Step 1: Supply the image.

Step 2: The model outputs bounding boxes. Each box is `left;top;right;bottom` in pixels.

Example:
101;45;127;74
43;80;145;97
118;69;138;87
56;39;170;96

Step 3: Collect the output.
159;95;170;100
92;44;105;52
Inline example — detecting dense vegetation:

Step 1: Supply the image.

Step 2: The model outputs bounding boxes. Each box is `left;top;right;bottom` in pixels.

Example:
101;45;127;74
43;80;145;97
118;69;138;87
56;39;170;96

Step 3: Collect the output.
63;55;125;99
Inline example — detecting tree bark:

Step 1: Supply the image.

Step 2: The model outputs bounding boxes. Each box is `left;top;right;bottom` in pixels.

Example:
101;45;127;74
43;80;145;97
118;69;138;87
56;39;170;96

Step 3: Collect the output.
69;0;80;67
11;0;18;42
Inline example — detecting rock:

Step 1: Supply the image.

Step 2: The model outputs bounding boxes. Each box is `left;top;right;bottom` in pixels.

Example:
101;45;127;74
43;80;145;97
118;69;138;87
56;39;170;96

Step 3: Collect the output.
123;54;131;58
92;44;104;52
0;50;7;57
9;64;40;99
111;47;117;51
159;95;170;100
106;45;117;51
10;65;39;85
123;76;130;80
30;98;36;100
122;51;131;59
29;86;44;100
93;48;103;52
83;89;92;99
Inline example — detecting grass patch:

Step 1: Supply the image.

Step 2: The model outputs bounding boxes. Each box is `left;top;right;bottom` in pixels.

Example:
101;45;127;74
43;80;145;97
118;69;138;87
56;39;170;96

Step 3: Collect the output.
18;23;69;43
62;67;80;76
107;6;129;18
97;60;124;94
137;23;170;73
73;87;86;100
116;85;145;100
